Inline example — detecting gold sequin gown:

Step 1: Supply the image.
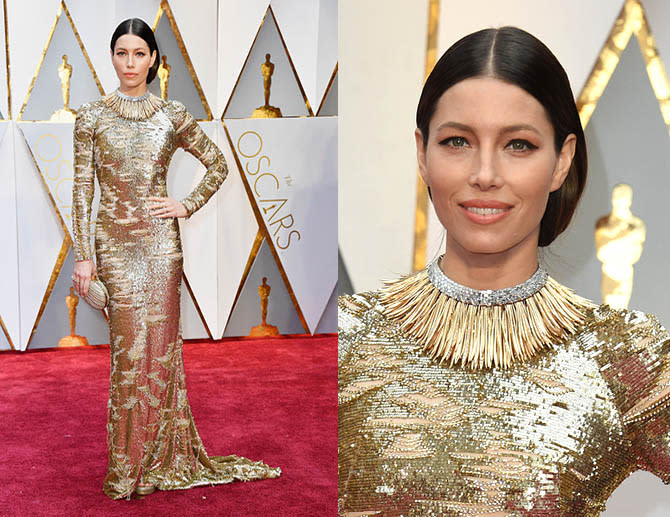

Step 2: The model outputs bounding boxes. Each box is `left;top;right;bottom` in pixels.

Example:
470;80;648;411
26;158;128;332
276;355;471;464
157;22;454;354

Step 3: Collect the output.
338;269;670;516
72;90;280;500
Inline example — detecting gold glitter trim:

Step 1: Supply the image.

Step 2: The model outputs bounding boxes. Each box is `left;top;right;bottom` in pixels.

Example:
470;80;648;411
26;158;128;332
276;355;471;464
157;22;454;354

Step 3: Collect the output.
379;269;595;369
577;0;670;132
152;0;213;121
182;272;213;340
0;314;15;350
230;229;265;312
412;0;440;271
103;91;164;120
17;0;104;121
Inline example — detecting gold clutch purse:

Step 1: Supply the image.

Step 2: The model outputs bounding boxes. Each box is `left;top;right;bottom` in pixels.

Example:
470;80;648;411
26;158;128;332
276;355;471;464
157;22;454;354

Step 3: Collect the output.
84;276;109;310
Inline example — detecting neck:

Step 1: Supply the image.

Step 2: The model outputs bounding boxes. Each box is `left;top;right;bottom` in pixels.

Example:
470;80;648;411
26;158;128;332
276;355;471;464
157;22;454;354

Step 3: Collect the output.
118;83;147;98
440;235;539;290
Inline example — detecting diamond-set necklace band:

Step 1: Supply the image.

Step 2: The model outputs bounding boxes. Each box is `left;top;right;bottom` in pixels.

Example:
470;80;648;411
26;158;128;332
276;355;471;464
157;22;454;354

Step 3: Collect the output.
427;256;548;306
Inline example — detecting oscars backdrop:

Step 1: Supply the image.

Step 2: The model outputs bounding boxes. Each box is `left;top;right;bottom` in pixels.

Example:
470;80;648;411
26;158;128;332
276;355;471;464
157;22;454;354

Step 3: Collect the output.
0;0;337;351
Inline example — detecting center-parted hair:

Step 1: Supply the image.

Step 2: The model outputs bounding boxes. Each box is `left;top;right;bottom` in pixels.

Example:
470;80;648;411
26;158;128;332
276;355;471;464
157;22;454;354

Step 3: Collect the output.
110;18;160;84
416;27;587;247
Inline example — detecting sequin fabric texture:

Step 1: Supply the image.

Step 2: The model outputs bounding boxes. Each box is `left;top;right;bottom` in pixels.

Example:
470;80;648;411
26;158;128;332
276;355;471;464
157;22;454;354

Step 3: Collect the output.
73;91;280;499
338;279;670;516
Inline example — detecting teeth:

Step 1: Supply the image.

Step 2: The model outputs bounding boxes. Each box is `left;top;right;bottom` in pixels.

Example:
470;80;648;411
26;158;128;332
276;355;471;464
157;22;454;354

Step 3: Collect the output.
465;206;507;215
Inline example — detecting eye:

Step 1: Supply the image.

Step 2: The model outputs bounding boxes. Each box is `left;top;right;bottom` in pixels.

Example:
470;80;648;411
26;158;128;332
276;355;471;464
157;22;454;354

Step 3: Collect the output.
440;136;469;148
116;51;126;56
506;139;538;152
137;52;145;56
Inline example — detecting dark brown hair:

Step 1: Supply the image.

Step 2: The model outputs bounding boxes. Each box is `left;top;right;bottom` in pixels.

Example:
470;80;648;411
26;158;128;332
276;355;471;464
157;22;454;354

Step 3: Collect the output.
110;18;160;84
416;26;587;247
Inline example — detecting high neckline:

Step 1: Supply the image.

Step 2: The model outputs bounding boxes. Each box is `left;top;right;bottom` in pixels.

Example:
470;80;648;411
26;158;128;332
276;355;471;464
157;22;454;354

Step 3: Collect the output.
427;255;547;306
103;89;164;120
379;261;595;369
115;89;150;101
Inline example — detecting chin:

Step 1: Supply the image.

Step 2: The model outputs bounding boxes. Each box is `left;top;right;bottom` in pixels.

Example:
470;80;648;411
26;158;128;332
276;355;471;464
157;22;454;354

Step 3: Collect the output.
448;230;522;256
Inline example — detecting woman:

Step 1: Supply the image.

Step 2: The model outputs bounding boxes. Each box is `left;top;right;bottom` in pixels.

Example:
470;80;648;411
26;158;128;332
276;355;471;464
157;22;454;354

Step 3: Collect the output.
338;27;670;515
72;18;280;500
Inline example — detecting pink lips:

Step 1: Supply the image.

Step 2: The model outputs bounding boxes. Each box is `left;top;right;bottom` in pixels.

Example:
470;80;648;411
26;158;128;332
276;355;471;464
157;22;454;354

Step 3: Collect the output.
459;199;513;225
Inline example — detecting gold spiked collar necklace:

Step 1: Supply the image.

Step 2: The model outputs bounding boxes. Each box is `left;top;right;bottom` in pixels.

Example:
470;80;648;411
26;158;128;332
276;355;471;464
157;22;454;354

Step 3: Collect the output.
379;256;595;370
103;89;165;121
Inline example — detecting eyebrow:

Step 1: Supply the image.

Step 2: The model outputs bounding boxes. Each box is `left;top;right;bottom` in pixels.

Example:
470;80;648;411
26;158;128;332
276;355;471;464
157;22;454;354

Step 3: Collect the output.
115;47;148;52
435;121;541;135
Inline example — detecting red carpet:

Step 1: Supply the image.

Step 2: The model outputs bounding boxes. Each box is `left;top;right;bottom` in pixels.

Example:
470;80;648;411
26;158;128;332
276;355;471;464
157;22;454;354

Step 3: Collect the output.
0;336;337;516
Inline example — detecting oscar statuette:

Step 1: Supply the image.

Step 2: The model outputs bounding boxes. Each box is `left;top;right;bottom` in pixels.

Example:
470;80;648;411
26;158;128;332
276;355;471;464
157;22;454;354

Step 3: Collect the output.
249;277;279;337
595;183;646;309
252;53;282;118
58;286;89;347
50;54;77;122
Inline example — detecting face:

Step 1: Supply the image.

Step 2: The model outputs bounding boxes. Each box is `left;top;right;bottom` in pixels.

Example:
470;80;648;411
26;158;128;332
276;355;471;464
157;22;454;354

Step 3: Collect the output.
111;33;156;90
415;77;576;260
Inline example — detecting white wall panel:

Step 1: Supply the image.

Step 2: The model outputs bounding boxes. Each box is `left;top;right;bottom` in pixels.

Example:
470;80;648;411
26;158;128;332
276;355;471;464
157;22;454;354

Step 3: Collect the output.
0;122;18;349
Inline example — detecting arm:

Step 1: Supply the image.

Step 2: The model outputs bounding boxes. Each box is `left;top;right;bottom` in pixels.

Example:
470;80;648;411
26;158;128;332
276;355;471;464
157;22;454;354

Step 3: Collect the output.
71;103;98;296
616;312;670;482
72;104;96;260
172;102;228;218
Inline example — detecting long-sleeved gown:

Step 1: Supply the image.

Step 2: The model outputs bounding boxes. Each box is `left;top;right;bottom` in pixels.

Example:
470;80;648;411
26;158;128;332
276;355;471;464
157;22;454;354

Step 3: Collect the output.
338;264;670;516
72;90;280;500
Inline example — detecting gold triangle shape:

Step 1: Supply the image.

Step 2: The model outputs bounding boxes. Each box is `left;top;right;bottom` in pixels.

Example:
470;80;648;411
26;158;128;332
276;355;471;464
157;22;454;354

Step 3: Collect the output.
222;6;313;119
182;272;214;340
17;0;104;121
0;314;16;350
152;0;213;120
577;0;670;131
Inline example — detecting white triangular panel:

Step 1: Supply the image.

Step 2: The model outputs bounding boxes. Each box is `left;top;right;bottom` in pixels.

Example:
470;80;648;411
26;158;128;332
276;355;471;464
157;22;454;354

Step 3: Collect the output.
169;121;258;339
66;0;115;94
214;123;259;338
271;0;337;111
19;123;100;246
7;0;61;118
225;117;336;333
167;0;218;117
14;124;65;350
180;277;209;340
0;122;18;349
149;4;210;119
19;3;101;120
314;282;337;334
218;0;270;116
169;121;220;338
223;7;309;118
438;0;626;97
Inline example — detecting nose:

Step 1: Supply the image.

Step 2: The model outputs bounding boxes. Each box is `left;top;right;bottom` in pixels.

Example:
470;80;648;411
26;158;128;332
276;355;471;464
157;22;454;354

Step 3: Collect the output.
127;55;134;68
469;147;503;190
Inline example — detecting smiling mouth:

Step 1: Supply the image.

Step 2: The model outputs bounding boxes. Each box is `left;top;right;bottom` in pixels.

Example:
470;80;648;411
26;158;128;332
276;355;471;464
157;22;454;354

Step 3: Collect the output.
459;201;513;224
